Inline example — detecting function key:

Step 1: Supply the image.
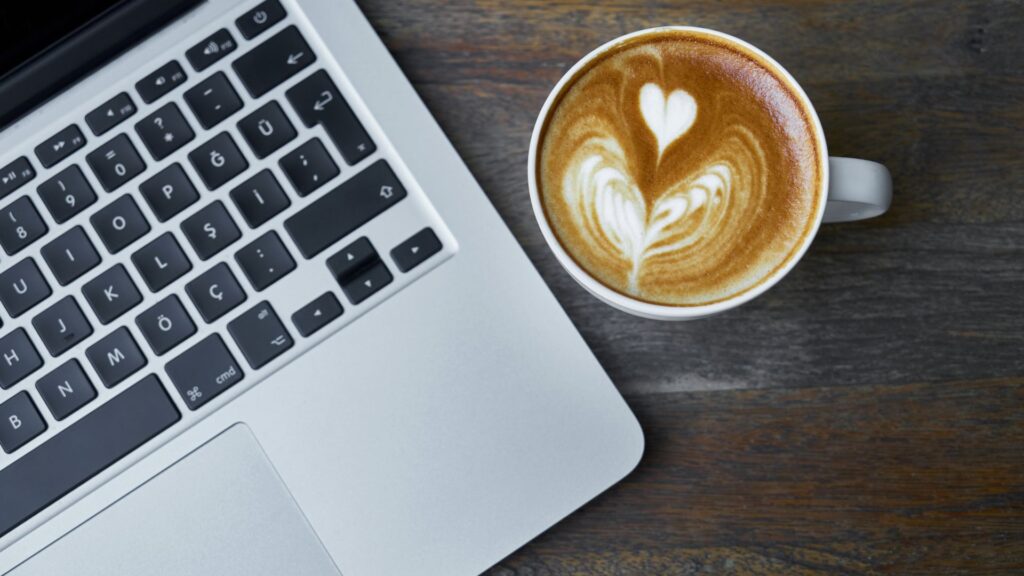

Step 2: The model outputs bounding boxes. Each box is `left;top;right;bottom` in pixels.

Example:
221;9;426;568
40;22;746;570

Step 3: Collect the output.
135;295;196;356
284;160;407;259
236;0;286;39
0;196;48;255
0;259;51;318
86;134;146;192
32;296;93;357
0;157;35;201
136;61;187;104
85;92;137;136
184;73;243;130
235;231;295;291
166;335;243;410
230;170;290;228
0;392;46;453
139;164;199;222
185;28;237;72
232;26;315;98
291;292;342;337
82;264;143;324
237;101;297;159
391;228;442;272
35;125;87;169
286;70;376;165
38;165;97;224
279;138;338;197
135;103;195;161
41;226;101;286
36;359;96;420
181;201;241;260
227;301;293;369
91;195;150;253
0;329;44;389
186;262;246;322
188;132;248;191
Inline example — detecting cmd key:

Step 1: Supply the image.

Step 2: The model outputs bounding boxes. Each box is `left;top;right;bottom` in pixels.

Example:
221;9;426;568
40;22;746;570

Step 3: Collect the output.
232;26;315;98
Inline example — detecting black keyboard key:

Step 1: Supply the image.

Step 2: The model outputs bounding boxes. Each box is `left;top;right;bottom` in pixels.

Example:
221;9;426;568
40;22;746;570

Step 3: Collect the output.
0;329;43;389
167;335;243;410
286;70;376;165
236;0;286;39
189;132;248;191
82;264;142;324
238;101;297;158
36;360;96;421
228;301;293;369
340;260;392;304
0;259;51;317
38;165;97;224
280;138;338;196
135;103;195;161
186;262;246;322
391;227;442;272
33;296;92;357
233;26;315;98
184;72;243;130
85;327;147;388
85;92;137;136
326;237;378;282
131;233;192;292
41;226;101;286
91;195;150;253
235;231;295;291
292;292;342;337
230;170;290;228
86;134;146;192
0;392;46;453
285;160;407;258
35;125;87;169
0;374;179;537
185;28;237;72
139;164;200;222
136;295;195;355
0;196;48;255
0;157;35;201
136;60;188;104
181;201;240;260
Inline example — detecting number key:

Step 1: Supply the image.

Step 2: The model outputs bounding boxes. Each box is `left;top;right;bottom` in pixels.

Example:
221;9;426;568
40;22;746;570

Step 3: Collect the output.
86;134;146;192
135;103;195;161
0;196;47;255
38;165;97;223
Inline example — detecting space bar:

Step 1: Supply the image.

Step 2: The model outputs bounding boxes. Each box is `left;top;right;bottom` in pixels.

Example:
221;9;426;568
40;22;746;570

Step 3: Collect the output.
0;375;179;538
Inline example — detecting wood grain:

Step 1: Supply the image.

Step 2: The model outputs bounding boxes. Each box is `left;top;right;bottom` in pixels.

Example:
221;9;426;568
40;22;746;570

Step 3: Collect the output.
357;0;1024;573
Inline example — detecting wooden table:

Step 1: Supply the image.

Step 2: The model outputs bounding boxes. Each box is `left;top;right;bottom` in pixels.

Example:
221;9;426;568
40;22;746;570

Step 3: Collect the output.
360;1;1024;573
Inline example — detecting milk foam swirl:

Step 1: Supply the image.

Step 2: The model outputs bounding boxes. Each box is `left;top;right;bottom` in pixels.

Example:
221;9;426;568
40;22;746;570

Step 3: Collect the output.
538;32;821;306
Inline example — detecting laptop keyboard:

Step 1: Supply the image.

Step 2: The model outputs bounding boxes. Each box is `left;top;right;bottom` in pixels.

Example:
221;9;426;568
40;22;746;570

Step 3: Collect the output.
0;0;451;539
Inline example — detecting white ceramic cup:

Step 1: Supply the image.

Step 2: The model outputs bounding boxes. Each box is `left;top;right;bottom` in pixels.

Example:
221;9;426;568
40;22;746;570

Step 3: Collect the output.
528;26;892;320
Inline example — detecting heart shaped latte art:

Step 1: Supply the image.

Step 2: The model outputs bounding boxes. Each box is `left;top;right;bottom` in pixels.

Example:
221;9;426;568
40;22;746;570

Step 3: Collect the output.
639;83;697;159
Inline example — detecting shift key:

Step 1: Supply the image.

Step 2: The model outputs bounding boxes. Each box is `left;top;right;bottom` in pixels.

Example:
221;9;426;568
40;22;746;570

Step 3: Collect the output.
166;335;244;410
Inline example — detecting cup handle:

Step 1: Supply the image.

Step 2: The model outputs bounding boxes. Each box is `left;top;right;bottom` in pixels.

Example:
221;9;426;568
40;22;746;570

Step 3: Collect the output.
823;157;892;223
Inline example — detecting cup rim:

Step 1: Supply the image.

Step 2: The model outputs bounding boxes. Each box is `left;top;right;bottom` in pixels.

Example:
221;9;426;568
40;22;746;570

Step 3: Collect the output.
527;26;830;320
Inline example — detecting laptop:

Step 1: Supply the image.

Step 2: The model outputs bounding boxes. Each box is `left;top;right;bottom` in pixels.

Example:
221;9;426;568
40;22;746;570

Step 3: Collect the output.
0;0;643;574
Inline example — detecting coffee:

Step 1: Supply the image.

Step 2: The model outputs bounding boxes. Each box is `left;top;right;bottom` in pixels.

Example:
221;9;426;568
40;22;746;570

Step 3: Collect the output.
536;29;824;307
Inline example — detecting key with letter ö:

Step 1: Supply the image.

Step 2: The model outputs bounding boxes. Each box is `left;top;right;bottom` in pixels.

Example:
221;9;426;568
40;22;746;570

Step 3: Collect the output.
136;295;196;355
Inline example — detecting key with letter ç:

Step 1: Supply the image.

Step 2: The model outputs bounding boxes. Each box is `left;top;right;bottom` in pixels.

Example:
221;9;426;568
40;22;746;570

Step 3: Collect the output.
0;375;179;537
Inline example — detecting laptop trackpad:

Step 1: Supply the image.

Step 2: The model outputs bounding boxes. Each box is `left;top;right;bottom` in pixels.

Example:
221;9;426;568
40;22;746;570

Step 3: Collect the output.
11;424;341;576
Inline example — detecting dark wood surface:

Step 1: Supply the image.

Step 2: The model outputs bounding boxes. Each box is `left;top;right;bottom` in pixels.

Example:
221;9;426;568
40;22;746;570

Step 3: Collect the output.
359;1;1024;573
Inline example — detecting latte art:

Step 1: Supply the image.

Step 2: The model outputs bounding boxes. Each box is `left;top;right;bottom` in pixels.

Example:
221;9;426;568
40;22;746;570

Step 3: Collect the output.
538;30;822;306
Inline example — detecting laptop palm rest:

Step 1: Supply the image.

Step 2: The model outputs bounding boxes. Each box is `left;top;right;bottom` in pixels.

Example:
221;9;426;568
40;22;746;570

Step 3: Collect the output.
9;424;341;576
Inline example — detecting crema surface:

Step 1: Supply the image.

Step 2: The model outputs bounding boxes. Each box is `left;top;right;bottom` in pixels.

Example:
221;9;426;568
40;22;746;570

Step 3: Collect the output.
538;30;823;306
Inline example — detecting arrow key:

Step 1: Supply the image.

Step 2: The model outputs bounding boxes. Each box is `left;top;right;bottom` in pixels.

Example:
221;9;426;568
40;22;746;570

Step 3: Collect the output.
292;292;342;337
391;228;442;273
340;260;392;305
326;237;376;282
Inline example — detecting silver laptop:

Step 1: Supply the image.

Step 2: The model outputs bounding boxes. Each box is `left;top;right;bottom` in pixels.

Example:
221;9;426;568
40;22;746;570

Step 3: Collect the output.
0;0;643;574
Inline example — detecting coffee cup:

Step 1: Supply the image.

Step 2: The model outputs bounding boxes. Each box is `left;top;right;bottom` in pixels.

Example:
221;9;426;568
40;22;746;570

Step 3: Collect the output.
528;26;891;320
